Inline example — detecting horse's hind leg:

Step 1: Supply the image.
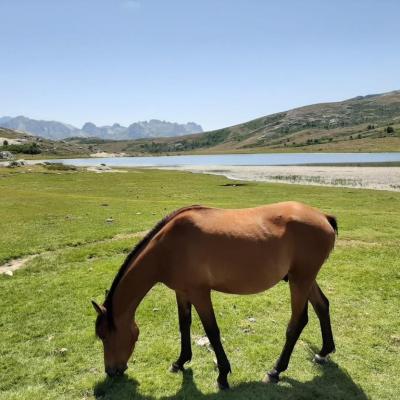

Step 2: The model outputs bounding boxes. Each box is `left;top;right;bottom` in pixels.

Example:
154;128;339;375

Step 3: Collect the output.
309;281;335;363
265;279;312;384
191;290;231;390
170;292;192;372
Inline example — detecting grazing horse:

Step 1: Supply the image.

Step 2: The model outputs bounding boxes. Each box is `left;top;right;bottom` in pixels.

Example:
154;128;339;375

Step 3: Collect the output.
92;202;337;389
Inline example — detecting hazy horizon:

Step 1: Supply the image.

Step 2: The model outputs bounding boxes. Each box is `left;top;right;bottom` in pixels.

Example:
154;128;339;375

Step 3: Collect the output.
1;0;399;131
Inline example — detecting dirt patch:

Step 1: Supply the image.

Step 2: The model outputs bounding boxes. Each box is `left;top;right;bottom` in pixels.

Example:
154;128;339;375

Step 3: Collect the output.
0;255;37;275
87;166;127;173
90;152;127;158
220;183;249;187
337;239;380;248
0;136;27;145
0;230;149;275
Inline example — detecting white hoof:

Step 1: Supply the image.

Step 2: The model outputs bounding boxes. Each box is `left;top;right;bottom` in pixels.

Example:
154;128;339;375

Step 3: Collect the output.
314;354;329;364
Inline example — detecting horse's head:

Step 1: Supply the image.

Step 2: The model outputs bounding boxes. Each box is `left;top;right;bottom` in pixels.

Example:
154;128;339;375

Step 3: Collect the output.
92;300;139;377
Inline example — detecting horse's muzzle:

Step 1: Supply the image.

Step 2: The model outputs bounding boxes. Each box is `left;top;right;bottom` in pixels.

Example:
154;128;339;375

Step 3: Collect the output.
106;364;128;377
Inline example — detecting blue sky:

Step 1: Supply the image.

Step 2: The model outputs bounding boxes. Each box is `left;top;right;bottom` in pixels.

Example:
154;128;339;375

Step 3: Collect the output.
1;0;399;131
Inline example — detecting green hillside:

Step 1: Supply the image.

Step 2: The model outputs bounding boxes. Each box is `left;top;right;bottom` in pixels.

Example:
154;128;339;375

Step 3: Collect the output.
0;127;90;159
86;90;400;155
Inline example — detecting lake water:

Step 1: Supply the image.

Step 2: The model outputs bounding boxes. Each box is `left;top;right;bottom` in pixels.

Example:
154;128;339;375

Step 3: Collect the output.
47;152;400;167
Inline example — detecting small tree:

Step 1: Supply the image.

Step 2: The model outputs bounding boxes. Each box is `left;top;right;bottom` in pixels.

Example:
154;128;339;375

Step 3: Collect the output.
386;126;395;134
3;140;8;146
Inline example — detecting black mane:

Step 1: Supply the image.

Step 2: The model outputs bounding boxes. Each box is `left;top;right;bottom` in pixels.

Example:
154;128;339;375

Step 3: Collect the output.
102;205;204;328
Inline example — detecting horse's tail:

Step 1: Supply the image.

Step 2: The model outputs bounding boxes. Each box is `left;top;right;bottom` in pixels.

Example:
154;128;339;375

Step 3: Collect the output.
326;214;338;236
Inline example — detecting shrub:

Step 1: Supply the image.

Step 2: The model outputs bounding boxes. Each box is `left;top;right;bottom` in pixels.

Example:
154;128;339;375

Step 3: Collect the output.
386;126;395;134
44;163;77;171
0;142;41;154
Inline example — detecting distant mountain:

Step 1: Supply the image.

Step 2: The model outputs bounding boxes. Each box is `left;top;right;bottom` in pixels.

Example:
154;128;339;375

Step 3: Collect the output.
80;119;202;140
0;116;203;140
0;116;12;124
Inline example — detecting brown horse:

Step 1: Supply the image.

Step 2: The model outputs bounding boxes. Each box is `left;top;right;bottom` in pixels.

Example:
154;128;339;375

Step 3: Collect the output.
92;202;337;389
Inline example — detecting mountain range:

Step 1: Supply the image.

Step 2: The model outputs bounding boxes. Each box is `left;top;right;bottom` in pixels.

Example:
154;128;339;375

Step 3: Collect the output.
2;90;400;155
0;116;203;140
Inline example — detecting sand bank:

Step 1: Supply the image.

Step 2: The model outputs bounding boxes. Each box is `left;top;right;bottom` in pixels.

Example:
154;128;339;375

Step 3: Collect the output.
159;165;400;191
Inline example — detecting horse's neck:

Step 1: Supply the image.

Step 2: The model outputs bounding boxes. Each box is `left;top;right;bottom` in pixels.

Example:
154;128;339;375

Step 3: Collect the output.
112;255;157;323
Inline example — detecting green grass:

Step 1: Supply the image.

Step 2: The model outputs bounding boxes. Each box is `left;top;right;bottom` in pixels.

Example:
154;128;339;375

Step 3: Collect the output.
0;166;399;399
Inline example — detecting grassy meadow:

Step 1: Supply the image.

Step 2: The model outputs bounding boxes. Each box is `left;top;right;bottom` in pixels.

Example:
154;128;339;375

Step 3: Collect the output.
0;166;399;400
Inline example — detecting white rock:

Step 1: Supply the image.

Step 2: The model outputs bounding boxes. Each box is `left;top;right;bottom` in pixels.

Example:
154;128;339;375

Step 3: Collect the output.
196;336;210;347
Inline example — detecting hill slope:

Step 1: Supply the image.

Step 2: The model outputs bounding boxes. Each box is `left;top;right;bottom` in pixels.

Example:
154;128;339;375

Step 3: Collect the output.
0;127;91;158
90;90;400;155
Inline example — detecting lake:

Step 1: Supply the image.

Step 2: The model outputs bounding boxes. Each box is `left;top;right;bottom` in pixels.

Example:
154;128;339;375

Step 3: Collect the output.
47;152;400;167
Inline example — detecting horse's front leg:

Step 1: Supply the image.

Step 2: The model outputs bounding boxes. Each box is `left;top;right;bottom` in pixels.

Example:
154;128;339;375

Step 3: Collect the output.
170;292;192;372
191;290;231;390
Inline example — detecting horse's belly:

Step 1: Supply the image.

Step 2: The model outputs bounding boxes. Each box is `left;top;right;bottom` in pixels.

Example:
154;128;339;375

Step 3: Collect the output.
209;260;288;295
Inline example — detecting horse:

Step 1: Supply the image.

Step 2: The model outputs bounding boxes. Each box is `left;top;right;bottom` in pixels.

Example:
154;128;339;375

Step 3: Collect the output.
92;201;337;390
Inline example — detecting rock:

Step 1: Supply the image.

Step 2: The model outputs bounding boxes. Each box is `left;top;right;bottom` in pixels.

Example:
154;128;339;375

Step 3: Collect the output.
106;218;114;223
248;317;256;323
152;307;160;312
390;335;400;345
0;151;14;160
4;270;13;276
196;336;210;347
7;160;24;168
59;348;68;355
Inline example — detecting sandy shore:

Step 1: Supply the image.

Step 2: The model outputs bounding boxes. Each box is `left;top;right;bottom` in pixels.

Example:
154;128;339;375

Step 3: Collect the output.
159;165;400;192
90;152;127;158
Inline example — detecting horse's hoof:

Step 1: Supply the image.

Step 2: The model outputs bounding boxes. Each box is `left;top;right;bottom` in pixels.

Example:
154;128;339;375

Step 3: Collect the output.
170;363;183;373
217;381;230;390
263;370;280;384
314;354;329;365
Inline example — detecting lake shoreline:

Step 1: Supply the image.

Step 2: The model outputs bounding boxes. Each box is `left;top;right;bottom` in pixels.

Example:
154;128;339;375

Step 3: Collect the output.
157;165;400;192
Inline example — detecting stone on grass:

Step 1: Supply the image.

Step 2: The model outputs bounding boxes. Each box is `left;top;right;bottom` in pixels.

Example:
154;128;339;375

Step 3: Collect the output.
196;336;210;347
58;348;68;356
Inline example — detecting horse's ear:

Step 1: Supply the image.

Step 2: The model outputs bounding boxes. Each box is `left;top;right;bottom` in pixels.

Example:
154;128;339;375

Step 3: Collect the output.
91;300;106;315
